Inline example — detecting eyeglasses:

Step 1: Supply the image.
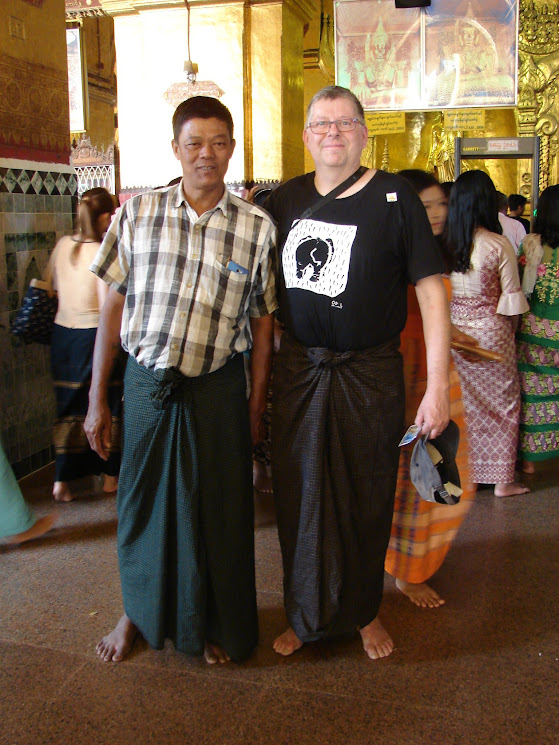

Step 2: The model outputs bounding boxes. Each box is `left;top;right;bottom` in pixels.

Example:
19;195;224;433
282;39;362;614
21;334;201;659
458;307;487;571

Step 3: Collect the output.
306;118;364;134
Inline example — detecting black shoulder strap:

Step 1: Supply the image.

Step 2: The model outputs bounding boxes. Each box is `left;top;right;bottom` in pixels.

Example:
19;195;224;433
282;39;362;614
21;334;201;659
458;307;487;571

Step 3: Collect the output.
299;165;368;221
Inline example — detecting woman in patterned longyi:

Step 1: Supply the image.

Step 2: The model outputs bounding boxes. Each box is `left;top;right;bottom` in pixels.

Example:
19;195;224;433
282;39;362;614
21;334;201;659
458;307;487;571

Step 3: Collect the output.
385;170;476;609
516;185;559;473
447;170;529;497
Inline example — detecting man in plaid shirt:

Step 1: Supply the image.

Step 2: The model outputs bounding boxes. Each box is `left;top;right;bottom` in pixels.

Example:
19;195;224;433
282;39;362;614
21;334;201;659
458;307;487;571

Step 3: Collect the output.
85;97;277;665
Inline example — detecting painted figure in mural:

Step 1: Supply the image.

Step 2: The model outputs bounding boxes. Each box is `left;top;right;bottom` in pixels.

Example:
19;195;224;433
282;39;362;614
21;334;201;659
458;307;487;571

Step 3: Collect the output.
430;3;516;108
85;96;277;664
265;85;450;660
363;18;401;106
365;18;396;93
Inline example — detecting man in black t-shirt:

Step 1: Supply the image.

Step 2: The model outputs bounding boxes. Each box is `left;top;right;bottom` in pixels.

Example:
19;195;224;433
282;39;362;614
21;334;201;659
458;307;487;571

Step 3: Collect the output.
266;85;450;661
508;194;531;234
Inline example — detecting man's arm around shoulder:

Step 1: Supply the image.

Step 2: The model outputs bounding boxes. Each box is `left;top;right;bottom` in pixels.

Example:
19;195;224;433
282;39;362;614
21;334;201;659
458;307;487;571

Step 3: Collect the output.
84;288;125;460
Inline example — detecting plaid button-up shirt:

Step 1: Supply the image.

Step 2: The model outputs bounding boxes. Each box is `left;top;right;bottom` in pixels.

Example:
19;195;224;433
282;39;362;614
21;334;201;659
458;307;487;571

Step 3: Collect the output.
91;182;277;377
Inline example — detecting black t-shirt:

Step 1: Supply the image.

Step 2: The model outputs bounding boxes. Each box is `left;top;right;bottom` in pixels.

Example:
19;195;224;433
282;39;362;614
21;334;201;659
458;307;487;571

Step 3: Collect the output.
512;215;530;234
265;170;444;351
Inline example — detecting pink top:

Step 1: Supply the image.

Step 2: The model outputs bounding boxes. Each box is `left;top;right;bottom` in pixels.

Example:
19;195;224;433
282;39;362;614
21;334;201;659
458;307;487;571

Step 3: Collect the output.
450;227;529;317
498;212;526;255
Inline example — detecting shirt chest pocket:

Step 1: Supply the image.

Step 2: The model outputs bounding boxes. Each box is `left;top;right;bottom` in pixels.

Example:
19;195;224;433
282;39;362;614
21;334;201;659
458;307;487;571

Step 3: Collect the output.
205;253;253;319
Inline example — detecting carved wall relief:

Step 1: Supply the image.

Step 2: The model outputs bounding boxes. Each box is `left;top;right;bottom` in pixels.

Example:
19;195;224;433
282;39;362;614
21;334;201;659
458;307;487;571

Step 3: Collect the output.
518;0;559;191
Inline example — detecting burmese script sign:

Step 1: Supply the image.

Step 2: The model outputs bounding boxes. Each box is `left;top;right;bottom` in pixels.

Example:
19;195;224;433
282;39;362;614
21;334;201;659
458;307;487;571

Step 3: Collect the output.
365;111;407;135
444;110;486;130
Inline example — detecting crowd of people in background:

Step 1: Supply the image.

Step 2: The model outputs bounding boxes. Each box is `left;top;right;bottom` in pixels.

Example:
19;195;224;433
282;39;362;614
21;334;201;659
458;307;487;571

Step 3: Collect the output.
2;86;559;671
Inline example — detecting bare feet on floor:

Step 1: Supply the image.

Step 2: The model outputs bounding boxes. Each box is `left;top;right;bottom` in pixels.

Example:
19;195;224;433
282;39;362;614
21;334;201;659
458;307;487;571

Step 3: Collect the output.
253;462;273;494
521;460;535;475
359;617;394;660
494;481;530;497
96;614;138;662
5;514;57;545
395;578;445;608
204;642;231;664
102;474;118;493
53;481;76;502
273;627;303;656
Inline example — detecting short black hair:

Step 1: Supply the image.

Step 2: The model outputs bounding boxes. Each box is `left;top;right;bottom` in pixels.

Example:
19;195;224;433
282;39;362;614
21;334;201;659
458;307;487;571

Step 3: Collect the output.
172;96;234;141
496;191;508;212
398;169;440;195
508;193;527;211
398;169;454;273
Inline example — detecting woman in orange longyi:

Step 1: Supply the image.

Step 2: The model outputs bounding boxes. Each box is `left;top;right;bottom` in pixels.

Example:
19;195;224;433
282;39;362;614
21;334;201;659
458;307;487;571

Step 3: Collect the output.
385;171;476;608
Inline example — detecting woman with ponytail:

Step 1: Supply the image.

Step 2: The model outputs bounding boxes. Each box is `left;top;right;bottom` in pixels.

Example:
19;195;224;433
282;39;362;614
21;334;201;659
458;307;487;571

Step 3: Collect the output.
50;188;123;501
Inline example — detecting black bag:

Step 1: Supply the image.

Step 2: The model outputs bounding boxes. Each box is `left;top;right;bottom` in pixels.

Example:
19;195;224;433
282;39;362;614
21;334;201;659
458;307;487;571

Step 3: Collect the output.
11;278;58;345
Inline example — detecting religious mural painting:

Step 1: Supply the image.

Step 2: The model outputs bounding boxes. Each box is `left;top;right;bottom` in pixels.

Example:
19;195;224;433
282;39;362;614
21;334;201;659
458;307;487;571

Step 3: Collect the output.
335;0;519;111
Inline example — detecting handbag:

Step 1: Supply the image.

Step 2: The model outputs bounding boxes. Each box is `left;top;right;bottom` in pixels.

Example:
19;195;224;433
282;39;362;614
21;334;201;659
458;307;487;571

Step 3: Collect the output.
11;252;58;345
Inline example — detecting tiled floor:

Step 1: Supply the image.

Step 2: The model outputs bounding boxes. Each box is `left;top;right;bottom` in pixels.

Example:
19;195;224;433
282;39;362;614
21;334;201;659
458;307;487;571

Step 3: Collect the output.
1;462;558;745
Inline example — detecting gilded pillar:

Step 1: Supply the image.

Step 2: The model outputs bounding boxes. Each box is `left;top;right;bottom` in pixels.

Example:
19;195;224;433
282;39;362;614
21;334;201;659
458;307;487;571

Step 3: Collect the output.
250;0;317;182
518;0;559;192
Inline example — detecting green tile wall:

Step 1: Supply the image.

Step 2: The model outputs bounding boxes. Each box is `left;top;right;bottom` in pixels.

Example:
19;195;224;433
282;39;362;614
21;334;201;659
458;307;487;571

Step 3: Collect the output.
1;189;76;477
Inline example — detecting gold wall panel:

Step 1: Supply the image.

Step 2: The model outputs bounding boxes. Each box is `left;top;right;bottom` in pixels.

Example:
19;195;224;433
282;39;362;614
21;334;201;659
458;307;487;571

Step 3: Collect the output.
281;4;306;180
1;0;67;74
0;0;69;160
251;3;283;181
0;53;70;161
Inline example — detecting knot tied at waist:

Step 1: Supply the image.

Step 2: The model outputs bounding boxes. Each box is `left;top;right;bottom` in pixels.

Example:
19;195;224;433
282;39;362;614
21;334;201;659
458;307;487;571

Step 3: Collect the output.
307;347;358;368
288;334;401;370
149;366;188;409
127;354;245;411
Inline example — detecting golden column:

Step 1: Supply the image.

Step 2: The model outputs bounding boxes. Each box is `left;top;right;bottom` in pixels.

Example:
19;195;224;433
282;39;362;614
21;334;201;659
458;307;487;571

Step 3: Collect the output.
249;0;317;183
518;0;559;193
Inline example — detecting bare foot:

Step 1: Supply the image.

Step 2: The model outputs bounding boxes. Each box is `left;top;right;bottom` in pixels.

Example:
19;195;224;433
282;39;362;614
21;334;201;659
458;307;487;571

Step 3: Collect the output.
494;481;530;497
103;474;118;493
96;614;138;662
273;627;303;656
253;462;273;493
359;617;394;660
204;642;231;664
53;481;75;502
521;460;535;475
5;514;57;545
395;578;445;608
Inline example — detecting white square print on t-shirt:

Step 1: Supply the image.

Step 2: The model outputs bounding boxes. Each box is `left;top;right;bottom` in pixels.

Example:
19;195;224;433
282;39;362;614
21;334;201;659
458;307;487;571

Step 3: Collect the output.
282;218;357;298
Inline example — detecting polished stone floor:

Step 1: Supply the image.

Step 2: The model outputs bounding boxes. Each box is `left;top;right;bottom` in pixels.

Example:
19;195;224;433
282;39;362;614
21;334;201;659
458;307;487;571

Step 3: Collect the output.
1;461;558;745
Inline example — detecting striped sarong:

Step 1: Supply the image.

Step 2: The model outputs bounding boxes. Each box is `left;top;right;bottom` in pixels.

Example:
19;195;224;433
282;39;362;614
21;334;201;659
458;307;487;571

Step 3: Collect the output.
385;286;475;583
272;332;404;642
51;324;122;482
118;354;257;661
